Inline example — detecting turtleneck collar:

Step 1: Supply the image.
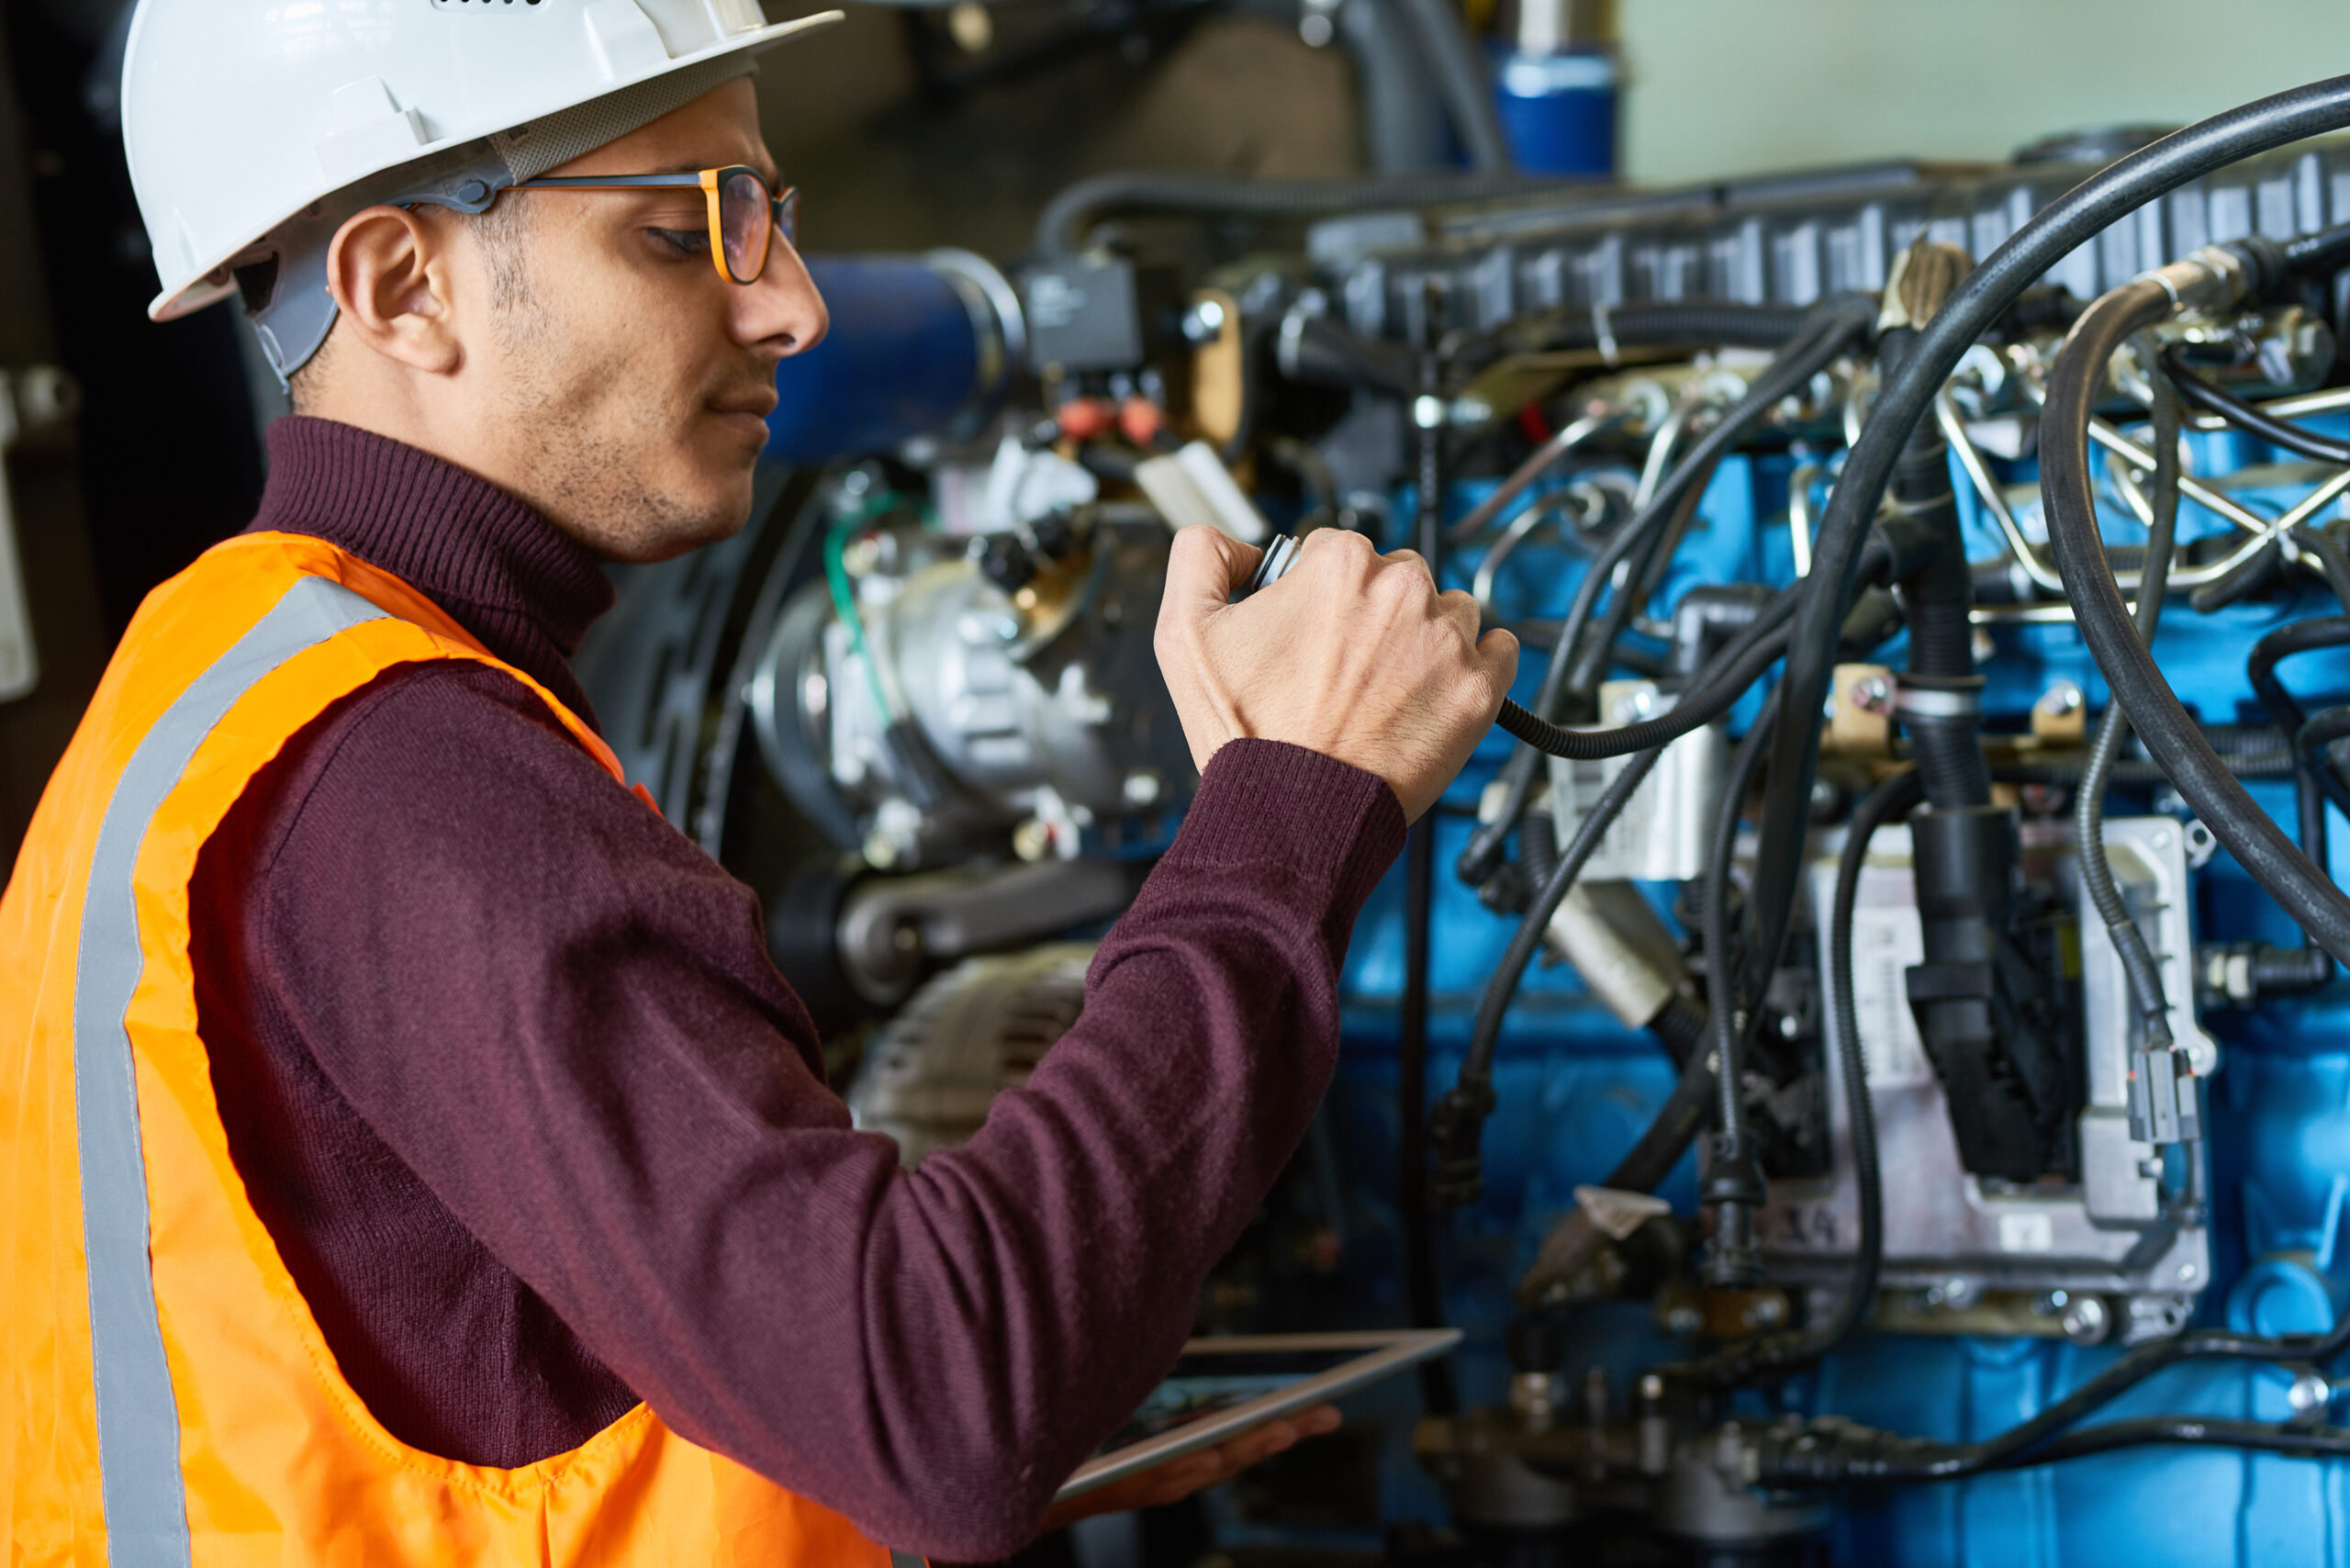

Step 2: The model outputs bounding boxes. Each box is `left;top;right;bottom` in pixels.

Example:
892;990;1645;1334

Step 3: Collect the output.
247;417;615;726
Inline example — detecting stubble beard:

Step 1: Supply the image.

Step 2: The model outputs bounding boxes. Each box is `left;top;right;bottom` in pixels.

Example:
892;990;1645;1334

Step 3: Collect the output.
487;231;748;564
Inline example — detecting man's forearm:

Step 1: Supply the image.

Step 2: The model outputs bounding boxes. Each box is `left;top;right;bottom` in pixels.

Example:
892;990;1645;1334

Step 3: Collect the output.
643;740;1403;1557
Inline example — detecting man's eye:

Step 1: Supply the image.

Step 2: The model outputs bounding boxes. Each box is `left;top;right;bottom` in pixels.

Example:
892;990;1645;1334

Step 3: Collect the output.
652;227;711;256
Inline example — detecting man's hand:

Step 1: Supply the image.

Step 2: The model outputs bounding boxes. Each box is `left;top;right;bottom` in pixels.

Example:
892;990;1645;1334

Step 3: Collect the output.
1035;1405;1343;1533
1154;526;1517;821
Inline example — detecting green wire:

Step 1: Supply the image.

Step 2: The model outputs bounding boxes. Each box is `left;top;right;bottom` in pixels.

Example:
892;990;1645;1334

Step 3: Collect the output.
824;513;899;727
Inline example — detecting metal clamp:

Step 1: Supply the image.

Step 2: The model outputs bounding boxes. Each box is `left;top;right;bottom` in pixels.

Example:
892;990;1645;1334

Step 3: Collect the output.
1891;682;1982;722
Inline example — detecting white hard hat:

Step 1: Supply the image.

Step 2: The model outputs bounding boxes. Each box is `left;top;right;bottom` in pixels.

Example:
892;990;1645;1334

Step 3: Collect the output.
121;0;843;378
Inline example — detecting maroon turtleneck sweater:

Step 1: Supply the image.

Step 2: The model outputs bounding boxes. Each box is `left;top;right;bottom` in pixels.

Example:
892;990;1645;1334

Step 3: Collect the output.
185;418;1403;1561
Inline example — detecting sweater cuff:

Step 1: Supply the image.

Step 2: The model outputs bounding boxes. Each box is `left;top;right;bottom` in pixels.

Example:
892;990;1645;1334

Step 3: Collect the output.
1162;739;1407;918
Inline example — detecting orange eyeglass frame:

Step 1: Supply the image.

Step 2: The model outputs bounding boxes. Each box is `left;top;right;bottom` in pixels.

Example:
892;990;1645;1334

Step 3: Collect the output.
504;165;800;284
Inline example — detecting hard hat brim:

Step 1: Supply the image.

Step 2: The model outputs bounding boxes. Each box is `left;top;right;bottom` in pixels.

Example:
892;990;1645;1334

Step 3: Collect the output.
145;8;846;325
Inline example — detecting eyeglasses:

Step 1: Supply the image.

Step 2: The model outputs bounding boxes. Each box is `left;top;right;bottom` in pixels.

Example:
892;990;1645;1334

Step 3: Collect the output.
503;165;800;285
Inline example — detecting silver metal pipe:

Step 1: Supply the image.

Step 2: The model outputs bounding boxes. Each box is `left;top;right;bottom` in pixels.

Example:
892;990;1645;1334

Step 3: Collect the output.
1445;409;1622;544
1787;462;1822;577
1937;391;2065;593
2107;456;2348;584
1632;400;1702;510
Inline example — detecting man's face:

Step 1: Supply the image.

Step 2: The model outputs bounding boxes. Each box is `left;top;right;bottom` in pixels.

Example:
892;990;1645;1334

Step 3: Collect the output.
456;79;825;562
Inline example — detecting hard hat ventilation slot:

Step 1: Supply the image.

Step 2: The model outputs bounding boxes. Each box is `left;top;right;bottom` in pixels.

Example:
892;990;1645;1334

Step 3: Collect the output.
233;256;281;316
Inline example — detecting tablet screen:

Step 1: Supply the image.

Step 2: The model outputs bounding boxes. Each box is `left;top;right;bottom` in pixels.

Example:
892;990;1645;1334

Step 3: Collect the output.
1104;1346;1373;1448
1055;1329;1460;1503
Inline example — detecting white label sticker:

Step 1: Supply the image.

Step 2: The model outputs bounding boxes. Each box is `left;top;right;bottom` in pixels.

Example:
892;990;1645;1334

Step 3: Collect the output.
1998;1212;2056;1254
1849;888;1932;1086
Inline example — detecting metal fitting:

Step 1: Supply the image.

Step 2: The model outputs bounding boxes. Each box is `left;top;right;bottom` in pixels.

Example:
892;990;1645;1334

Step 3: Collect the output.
2138;244;2257;315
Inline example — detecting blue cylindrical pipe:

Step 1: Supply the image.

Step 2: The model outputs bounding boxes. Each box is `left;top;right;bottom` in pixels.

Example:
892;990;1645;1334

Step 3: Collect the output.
1493;48;1618;177
766;251;1023;465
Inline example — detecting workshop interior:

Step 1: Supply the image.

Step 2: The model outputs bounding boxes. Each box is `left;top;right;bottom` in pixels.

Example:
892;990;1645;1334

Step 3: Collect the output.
9;0;2350;1562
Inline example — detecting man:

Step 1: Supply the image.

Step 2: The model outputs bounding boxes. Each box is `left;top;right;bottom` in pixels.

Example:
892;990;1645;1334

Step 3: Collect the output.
1;1;1515;1561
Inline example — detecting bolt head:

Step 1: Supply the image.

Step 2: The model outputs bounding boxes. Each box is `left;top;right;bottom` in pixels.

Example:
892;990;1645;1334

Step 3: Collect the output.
2287;1369;2333;1416
2060;1294;2111;1345
2038;679;2086;715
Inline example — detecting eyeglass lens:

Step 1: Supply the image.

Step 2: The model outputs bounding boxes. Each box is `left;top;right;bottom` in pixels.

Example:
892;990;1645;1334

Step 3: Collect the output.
717;170;772;285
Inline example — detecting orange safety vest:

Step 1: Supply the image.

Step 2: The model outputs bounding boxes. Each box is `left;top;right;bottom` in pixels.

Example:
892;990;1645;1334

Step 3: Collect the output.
1;532;917;1566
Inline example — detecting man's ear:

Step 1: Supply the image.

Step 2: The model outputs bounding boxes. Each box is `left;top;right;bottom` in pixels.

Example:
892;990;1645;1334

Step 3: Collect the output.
323;205;464;376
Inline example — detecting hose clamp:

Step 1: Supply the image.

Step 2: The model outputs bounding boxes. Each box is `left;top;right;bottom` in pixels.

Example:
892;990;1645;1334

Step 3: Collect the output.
1893;682;1982;721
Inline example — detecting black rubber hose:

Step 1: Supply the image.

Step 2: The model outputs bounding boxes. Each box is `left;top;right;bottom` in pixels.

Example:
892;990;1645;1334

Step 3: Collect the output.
1880;317;1991;812
1996;754;2298;787
1694;690;1785;1288
1454;295;1871;885
1814;770;1918;1359
2050;286;2350;959
2246;616;2350;822
1493;619;1791;758
1557;296;1877;700
1427;744;1668;1208
1458;575;1790;885
2189;532;2288;614
2302;706;2350;803
2297;521;2350;610
2161;341;2350;465
1650;991;1709;1068
1034;170;1558;256
1517;805;1559;890
1758;1304;2350;1484
2076;360;2183;1050
1391;0;1513;173
1744;73;2350;1061
1528;301;1817;355
2020;1417;2350;1469
1515;1043;1720;1307
1673;767;1919;1388
2047;272;2350;964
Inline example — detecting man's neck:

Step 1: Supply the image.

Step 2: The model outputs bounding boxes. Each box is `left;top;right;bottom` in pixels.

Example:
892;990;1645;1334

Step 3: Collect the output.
248;416;615;728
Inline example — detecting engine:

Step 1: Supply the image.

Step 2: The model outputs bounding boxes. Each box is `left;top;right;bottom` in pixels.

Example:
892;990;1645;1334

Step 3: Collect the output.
575;124;2350;1562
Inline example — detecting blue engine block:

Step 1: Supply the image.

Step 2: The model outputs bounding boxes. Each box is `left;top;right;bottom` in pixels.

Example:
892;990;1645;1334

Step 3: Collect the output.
1287;432;2350;1563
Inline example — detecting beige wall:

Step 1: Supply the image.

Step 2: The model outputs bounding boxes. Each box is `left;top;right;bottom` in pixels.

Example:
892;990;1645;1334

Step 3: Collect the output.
1618;0;2350;185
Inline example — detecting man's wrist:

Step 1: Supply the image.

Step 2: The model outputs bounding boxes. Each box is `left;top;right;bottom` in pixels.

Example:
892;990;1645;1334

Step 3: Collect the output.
1161;738;1405;915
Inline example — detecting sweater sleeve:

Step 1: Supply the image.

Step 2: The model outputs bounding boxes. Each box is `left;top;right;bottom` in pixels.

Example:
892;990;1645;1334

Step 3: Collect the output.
257;660;1404;1562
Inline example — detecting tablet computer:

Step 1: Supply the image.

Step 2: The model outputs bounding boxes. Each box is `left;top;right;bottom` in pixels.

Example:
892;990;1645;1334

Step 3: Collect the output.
1052;1327;1463;1503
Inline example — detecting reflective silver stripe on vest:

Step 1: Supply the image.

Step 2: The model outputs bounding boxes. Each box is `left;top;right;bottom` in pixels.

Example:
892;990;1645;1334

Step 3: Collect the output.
74;577;387;1564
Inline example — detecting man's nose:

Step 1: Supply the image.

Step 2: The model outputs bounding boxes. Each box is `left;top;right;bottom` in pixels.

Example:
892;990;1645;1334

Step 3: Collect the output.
740;242;829;362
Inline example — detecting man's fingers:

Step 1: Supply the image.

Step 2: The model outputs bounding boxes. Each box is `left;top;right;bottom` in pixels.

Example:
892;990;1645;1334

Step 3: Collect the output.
1160;525;1263;629
1436;587;1485;643
1477;625;1522;699
1292;1403;1344;1437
